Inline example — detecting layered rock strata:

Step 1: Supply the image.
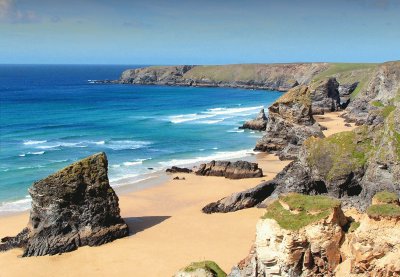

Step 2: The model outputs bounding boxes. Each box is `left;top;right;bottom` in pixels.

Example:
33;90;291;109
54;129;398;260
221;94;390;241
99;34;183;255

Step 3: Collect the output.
254;85;324;160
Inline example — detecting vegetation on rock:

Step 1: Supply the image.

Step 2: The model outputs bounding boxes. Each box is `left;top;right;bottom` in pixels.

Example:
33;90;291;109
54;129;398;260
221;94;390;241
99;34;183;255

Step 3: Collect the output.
262;193;340;230
183;261;227;277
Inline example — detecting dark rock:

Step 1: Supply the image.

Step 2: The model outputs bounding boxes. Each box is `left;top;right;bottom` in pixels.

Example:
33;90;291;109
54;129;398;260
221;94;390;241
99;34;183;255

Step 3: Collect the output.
345;123;352;127
254;85;324;160
338;82;359;96
166;166;192;174
239;108;268;131
194;160;263;179
0;153;129;257
310;78;341;114
202;181;276;213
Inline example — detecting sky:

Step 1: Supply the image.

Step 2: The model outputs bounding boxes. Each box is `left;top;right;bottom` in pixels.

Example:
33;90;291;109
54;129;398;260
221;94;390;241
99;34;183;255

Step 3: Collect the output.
0;0;399;64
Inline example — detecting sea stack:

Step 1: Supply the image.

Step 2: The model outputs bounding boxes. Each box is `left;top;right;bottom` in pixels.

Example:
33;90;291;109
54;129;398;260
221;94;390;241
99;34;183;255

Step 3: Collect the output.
0;152;129;257
240;108;268;131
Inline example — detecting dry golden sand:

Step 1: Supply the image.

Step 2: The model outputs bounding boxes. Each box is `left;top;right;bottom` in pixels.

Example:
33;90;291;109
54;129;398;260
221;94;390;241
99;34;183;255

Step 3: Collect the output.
0;112;350;277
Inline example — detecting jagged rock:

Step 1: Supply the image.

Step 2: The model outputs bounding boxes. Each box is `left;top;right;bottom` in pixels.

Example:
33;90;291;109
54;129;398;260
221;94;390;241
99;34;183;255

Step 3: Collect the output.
166;166;193;174
0;153;129;257
254;85;324;160
239;108;268;131
205;102;399;213
310;78;341;115
229;194;347;277
342;61;400;124
202;181;275;213
194;160;263;180
338;82;359;97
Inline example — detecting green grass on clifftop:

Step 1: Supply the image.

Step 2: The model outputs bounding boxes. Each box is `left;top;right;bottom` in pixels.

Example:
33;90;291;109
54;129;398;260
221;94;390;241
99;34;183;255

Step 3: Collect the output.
374;191;399;204
262;193;340;230
183;261;227;277
367;204;400;218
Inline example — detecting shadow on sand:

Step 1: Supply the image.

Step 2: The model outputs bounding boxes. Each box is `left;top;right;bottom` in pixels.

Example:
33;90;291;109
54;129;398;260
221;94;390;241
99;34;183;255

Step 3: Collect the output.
124;216;171;236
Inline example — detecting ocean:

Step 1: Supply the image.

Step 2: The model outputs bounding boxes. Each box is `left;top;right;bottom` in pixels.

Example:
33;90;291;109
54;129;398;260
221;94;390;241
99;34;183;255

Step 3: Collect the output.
0;65;282;213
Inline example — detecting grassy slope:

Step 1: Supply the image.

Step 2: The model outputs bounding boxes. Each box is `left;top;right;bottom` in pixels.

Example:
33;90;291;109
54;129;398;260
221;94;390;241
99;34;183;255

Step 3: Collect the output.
312;63;378;99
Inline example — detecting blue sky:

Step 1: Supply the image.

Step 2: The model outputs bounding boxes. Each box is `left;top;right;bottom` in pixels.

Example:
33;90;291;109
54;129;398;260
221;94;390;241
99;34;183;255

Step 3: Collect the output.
1;0;399;64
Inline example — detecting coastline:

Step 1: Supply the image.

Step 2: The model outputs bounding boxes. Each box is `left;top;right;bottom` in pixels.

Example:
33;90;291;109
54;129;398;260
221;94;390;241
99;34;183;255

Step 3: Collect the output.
0;112;355;276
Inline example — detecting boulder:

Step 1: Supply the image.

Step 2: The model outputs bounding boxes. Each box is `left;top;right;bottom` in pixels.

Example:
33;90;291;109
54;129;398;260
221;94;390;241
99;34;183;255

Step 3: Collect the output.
194;160;263;179
166;166;193;174
239;108;268;131
175;261;227;277
254;85;324;160
0;153;129;257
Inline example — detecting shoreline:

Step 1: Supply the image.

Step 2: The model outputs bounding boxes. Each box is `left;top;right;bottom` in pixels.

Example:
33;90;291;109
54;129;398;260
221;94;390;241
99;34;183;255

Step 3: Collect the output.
0;112;355;276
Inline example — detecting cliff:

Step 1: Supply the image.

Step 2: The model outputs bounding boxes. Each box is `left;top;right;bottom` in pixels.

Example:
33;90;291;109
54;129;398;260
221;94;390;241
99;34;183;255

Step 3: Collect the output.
227;192;400;277
118;63;330;91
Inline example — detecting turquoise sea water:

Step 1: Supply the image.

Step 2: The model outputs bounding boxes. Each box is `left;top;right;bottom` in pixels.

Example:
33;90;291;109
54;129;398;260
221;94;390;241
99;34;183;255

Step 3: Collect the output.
0;65;282;213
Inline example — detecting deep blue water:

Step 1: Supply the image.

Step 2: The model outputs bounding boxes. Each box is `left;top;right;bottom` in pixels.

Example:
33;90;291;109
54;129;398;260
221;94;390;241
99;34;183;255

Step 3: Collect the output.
0;65;282;212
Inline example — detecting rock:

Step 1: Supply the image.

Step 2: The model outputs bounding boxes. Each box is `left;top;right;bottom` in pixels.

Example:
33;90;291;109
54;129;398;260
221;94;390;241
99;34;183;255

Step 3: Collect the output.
166;166;193;174
342;61;400;124
0;153;129;257
310;78;341;114
338;82;359;97
229;194;347;277
254;85;324;160
202;181;276;214
194;160;263;179
344;123;352;127
239;108;268;131
173;176;186;180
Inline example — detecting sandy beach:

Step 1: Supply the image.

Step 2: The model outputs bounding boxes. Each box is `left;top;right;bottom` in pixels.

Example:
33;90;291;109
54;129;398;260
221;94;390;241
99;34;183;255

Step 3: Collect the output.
0;112;354;277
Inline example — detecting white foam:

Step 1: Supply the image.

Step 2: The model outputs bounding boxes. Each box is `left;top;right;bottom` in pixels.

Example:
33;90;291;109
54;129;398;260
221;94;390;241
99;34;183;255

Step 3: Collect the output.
158;149;255;167
106;140;151;151
0;196;31;213
168;105;263;124
23;140;47;145
227;129;245;133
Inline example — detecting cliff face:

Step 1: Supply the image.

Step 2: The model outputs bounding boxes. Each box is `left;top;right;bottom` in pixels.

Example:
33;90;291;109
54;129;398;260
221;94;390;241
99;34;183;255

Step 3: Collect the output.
119;63;329;91
203;92;399;213
0;153;129;257
229;193;400;277
254;85;324;160
342;61;400;124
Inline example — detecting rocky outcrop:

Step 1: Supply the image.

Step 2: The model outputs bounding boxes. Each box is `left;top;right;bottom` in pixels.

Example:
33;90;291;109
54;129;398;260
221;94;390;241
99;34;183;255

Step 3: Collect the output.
117;63;330;91
0;153;129;257
342;61;400;125
166;166;193;174
229;194;348;277
310;78;341;114
204;100;399;213
254;85;324;160
239;108;268;131
194;160;263;180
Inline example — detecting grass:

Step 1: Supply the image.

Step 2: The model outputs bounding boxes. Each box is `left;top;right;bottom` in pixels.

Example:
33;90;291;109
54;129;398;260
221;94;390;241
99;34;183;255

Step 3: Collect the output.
374;191;399;204
381;105;396;118
183;261;227;277
304;127;373;181
262;193;340;230
367;204;400;218
348;221;360;233
371;100;385;107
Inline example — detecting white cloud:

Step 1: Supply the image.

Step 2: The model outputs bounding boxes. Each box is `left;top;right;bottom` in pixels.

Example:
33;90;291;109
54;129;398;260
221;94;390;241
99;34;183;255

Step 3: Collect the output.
0;0;40;23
